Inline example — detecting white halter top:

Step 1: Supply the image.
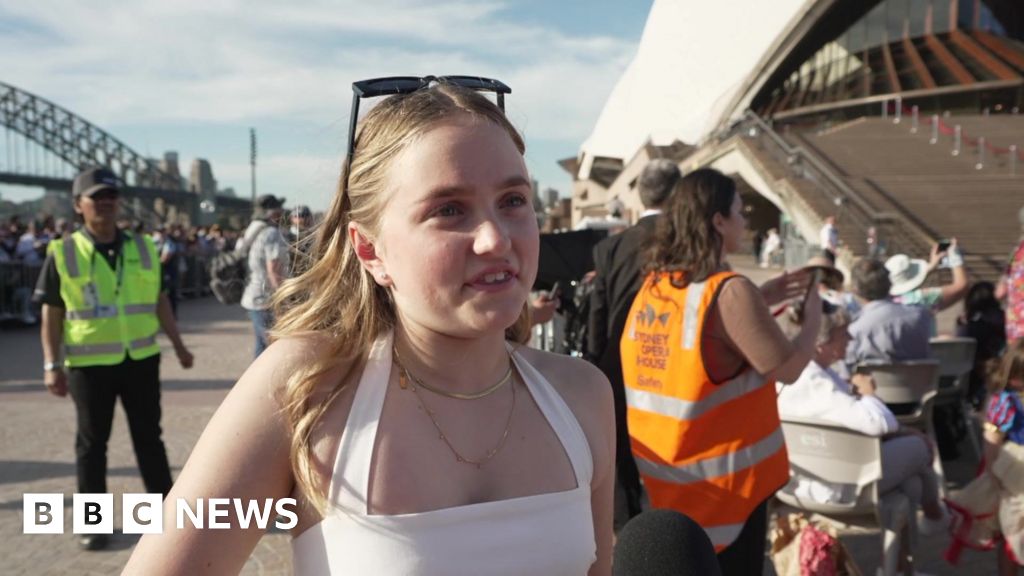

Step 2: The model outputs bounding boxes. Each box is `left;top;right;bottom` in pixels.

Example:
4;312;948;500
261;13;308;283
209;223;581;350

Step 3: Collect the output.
291;333;597;575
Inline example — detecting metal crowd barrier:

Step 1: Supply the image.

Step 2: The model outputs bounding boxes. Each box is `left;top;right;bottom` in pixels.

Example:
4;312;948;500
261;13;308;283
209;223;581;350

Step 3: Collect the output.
0;254;216;327
177;254;212;298
0;262;43;323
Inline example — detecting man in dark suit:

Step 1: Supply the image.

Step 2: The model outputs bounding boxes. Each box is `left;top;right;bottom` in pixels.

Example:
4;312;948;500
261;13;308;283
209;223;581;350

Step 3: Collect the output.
587;159;680;525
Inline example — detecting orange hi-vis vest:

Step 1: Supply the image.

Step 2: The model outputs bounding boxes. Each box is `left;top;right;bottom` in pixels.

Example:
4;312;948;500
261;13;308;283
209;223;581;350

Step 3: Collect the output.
620;270;789;552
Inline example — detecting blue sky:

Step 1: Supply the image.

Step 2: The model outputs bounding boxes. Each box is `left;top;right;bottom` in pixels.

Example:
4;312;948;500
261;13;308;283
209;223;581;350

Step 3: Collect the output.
0;0;652;211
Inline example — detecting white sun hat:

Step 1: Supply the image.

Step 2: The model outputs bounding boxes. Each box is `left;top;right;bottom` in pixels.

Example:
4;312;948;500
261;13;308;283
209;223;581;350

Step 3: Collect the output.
885;254;929;296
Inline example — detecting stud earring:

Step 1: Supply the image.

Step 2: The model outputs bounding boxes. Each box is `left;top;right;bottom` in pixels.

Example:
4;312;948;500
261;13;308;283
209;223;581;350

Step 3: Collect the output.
379;272;389;281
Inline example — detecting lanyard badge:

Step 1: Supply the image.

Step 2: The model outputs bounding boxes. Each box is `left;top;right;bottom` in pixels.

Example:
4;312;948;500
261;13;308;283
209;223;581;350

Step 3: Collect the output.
82;244;125;319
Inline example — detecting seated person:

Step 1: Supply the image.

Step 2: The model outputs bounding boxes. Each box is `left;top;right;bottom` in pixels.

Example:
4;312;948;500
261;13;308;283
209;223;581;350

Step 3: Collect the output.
778;305;947;533
846;258;931;372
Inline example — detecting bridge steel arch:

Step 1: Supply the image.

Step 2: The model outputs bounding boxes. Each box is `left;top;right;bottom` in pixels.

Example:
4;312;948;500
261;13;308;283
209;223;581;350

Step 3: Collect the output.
0;81;180;190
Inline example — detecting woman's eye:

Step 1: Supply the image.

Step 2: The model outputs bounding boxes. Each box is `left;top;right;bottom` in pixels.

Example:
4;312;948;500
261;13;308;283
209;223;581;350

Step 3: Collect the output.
434;203;463;218
503;194;527;208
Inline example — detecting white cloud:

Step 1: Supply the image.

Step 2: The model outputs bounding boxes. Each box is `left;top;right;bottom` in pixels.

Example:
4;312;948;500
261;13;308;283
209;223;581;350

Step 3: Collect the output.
0;0;638;204
210;153;343;207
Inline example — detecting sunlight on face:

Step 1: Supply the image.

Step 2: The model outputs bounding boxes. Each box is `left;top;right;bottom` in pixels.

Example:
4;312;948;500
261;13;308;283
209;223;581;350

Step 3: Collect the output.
375;115;538;339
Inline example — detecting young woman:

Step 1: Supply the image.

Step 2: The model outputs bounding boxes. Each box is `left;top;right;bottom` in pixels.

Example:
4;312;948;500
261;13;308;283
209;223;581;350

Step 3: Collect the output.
124;80;614;575
620;168;821;576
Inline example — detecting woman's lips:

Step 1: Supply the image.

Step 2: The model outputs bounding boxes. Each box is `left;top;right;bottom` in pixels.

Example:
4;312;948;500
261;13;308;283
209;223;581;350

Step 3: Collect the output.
467;269;517;292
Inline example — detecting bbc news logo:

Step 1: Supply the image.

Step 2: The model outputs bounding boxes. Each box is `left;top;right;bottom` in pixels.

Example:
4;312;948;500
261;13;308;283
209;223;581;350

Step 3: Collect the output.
23;494;298;534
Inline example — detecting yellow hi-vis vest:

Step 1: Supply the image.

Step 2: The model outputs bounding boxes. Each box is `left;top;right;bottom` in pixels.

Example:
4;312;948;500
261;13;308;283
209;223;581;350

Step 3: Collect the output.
620;270;789;552
50;230;161;367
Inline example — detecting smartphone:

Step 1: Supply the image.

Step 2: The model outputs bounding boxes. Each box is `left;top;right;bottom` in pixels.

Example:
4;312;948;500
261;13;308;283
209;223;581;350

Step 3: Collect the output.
937;239;952;252
547;281;563;301
805;268;822;302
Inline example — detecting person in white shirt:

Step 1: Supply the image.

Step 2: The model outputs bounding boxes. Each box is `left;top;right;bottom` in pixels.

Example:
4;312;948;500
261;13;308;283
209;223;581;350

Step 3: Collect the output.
760;227;782;268
819;215;839;258
778;305;948;533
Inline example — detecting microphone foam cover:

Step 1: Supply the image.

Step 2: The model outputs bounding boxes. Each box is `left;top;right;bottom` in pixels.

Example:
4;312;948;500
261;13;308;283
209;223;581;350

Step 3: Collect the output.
613;509;722;576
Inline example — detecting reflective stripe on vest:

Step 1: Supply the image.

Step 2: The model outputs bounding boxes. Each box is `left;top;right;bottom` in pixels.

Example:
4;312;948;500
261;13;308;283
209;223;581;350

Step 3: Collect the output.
65;342;124;356
703;523;745;550
130;334;157;350
62;237;80;278
65;304;156;321
132;233;153;271
65;333;157;356
625;369;764;422
634;426;785;485
621;270;789;551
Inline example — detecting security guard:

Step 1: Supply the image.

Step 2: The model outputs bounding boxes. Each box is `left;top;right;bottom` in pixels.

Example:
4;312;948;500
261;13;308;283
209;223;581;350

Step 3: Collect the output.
36;167;194;551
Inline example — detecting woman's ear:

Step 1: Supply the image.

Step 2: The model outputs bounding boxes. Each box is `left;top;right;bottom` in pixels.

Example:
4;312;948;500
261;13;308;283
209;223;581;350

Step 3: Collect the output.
348;223;392;287
711;212;727;236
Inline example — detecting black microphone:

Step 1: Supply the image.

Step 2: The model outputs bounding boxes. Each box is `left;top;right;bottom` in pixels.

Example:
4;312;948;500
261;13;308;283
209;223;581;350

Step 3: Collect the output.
613;509;722;576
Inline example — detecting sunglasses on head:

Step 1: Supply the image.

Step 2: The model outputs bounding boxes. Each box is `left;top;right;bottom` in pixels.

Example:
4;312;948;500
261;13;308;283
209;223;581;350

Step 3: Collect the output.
342;75;512;196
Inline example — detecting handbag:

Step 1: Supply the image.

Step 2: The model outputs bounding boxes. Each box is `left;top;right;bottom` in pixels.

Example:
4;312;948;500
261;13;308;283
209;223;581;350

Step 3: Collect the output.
771;513;862;576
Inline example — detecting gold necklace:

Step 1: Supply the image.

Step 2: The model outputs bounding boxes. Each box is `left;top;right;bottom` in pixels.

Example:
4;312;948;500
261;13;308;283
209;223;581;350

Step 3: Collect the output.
394;358;517;469
392;347;513;400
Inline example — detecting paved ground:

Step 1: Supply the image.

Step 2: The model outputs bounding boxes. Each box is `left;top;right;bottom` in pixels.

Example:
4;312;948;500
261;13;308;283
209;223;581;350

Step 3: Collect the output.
0;298;290;575
0;262;997;574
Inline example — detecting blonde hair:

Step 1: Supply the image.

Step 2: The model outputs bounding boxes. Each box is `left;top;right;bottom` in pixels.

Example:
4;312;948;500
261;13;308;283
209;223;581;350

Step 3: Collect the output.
989;339;1024;394
270;84;531;512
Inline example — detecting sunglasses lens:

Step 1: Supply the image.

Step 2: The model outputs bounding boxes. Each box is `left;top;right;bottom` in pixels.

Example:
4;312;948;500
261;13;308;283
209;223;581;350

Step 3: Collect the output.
356;77;424;97
92;191;119;201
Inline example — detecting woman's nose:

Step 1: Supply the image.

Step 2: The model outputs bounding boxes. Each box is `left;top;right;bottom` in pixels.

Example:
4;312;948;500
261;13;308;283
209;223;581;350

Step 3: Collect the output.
473;217;512;256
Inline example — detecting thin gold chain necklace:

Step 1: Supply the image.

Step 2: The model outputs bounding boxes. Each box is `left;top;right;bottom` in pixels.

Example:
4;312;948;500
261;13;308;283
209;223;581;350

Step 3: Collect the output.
392;347;513;400
393;356;517;469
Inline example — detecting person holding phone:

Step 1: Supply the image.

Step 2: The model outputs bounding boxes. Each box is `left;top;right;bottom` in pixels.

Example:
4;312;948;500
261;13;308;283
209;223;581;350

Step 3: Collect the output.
530;281;561;326
887;238;969;317
619;168;821;575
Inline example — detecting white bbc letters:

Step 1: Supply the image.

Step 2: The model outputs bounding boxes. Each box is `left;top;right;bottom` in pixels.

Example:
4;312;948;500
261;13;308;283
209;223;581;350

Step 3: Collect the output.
73;493;114;535
23;493;64;534
122;493;164;534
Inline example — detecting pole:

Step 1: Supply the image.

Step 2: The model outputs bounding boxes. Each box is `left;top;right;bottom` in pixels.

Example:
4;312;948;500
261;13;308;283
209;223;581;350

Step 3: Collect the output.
250;128;257;206
1011;145;1018;176
976;136;985;170
911;105;919;133
930;114;939;144
952;125;962;156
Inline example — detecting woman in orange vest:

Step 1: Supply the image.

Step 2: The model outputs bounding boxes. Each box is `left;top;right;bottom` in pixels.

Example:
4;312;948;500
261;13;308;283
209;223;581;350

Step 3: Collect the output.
620;168;822;575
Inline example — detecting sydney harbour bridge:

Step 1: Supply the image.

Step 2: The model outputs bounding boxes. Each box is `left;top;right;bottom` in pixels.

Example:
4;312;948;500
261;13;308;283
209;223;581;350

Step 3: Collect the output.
0;81;254;228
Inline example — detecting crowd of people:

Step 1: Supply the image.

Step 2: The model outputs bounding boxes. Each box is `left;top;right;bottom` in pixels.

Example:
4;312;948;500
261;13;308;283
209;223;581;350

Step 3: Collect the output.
585;157;1024;574
24;77;1024;575
0;200;318;325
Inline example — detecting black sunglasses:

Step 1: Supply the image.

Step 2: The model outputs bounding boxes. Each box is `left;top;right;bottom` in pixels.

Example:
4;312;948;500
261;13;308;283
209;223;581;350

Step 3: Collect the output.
88;189;120;201
343;75;511;195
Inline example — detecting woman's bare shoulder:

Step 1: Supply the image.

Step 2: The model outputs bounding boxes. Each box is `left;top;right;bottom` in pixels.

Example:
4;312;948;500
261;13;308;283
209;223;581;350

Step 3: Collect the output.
248;333;356;397
512;347;612;427
513;346;609;396
513;346;615;484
